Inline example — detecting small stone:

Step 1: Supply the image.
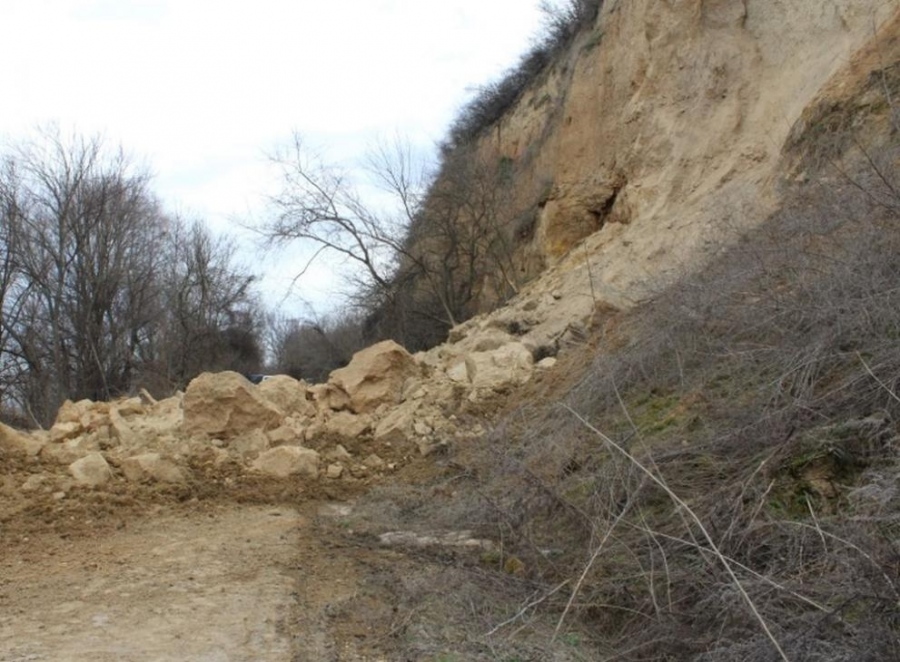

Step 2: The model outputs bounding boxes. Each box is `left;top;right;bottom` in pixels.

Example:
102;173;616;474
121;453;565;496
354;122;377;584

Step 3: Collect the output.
267;425;303;446
363;454;386;470
325;445;353;462
138;388;157;406
324;411;371;440
0;422;45;457
49;421;83;444
251;446;320;479
326;463;344;479
210;447;231;467
417;439;449;457
443;361;464;384
21;475;47;492
114;397;145;417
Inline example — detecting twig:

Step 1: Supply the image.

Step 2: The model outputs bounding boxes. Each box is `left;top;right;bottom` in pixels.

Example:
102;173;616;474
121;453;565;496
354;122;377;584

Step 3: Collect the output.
485;580;570;637
857;352;900;405
584;243;598;308
774;520;900;601
552;496;633;642
805;494;829;553
627;522;830;613
562;404;791;662
638;507;674;614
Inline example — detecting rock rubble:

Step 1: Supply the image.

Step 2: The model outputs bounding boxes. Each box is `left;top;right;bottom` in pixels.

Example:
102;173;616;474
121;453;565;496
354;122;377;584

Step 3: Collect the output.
2;299;587;493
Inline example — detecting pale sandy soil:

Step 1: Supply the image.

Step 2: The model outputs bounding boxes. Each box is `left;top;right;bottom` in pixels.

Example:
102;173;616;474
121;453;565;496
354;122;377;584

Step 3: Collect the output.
0;502;406;662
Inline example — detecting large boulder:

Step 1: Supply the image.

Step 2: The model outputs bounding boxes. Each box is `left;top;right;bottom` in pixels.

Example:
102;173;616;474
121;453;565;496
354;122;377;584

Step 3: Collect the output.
183;372;284;439
55;398;110;431
324;411;372;441
267;418;308;445
48;420;84;444
328;340;419;414
121;453;186;484
141;393;185;437
68;452;112;487
308;383;352;413
41;436;99;465
251;446;320;479
0;422;44;457
373;400;422;445
256;375;316;418
108;407;140;447
465;342;534;390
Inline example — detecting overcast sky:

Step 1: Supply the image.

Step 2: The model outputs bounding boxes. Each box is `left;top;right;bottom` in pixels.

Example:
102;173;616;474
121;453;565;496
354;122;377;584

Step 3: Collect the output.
0;0;546;315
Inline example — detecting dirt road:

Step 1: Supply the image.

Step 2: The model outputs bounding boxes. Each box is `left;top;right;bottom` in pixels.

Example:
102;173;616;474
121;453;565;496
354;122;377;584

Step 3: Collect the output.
0;501;408;662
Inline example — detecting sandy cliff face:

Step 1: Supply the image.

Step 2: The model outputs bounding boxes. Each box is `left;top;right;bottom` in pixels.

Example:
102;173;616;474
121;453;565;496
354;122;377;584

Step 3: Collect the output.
465;0;898;308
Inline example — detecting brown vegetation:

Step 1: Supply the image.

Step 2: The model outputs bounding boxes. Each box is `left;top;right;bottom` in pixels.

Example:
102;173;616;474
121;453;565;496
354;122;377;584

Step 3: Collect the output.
344;143;900;659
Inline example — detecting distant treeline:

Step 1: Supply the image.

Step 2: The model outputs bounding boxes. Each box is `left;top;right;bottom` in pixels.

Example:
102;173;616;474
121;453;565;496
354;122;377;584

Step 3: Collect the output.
0;128;263;426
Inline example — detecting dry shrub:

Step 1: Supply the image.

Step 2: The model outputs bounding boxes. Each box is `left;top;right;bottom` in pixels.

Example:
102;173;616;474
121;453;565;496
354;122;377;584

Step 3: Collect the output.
403;149;900;659
345;99;900;659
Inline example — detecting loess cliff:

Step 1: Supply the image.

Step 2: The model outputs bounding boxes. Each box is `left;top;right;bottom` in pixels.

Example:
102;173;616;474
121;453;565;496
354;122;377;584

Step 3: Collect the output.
452;0;898;310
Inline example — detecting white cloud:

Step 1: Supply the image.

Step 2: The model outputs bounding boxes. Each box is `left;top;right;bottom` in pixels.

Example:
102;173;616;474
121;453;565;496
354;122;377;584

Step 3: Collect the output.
0;0;545;315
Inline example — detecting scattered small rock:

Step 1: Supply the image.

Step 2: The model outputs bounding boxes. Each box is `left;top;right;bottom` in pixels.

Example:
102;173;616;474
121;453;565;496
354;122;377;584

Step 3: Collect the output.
417;439;449;457
378;530;493;551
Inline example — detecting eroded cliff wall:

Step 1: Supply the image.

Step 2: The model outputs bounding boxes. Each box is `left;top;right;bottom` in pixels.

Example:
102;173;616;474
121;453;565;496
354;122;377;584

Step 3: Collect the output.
459;0;899;308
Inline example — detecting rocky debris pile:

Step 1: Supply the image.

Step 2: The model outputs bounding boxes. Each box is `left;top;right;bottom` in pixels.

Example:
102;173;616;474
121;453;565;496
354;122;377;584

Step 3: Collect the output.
2;288;589;497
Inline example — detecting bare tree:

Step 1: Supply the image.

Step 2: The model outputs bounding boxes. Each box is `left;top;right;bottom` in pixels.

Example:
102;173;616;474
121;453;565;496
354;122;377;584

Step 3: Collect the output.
0;128;263;423
152;217;261;388
256;133;522;350
267;309;364;383
259;133;397;292
0;128;167;419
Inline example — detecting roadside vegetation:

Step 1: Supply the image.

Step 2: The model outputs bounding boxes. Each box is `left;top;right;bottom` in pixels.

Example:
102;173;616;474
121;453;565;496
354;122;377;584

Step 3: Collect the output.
341;133;900;658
